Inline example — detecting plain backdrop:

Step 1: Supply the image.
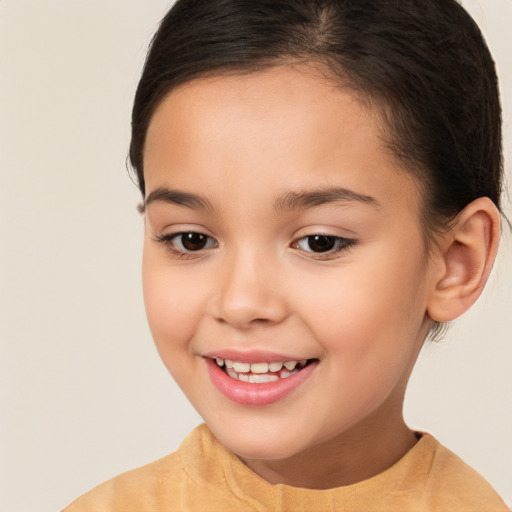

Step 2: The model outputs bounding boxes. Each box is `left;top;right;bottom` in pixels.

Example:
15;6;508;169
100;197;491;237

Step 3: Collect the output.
0;1;511;510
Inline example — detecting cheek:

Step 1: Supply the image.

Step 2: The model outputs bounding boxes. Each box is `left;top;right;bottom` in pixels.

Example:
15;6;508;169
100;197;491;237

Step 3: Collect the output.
142;250;205;361
294;245;429;370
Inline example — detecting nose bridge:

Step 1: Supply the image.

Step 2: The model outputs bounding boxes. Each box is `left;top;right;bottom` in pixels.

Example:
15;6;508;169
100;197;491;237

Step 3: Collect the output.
211;243;288;328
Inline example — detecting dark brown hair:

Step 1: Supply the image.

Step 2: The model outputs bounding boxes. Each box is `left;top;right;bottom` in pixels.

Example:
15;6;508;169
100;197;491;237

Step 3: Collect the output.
130;0;503;234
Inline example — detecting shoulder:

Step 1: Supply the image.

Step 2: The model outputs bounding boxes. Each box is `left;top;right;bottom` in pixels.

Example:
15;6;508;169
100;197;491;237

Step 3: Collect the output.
420;435;508;512
62;424;221;512
62;449;185;512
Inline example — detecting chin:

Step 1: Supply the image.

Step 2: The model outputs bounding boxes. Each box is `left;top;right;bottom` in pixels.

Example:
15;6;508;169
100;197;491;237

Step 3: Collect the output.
205;418;310;460
224;435;299;461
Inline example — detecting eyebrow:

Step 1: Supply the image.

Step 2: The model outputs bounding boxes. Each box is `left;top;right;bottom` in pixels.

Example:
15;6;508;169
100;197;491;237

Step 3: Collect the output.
143;187;214;212
274;186;380;212
141;185;379;213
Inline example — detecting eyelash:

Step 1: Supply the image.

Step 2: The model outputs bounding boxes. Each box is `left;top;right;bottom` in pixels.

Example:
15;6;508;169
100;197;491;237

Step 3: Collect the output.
153;232;218;260
153;232;357;260
291;234;357;260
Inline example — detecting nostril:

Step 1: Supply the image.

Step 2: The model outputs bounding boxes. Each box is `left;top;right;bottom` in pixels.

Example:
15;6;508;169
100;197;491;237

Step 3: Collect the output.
213;302;287;328
251;318;274;325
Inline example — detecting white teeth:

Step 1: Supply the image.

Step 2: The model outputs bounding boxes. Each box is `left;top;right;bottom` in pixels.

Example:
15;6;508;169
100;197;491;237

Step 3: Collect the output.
226;368;238;379
269;361;283;372
224;364;302;381
250;362;269;374
249;373;280;383
233;362;251;373
216;356;311;382
280;368;299;379
214;358;305;371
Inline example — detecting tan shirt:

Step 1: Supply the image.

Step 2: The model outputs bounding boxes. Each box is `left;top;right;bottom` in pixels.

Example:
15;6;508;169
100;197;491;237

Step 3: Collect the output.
63;424;508;512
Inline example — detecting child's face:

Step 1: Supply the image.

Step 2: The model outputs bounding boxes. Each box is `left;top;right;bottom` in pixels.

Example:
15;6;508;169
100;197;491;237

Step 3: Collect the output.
142;66;434;461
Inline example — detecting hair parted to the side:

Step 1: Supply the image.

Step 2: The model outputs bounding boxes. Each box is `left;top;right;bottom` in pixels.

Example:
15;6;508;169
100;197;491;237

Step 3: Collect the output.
130;0;503;237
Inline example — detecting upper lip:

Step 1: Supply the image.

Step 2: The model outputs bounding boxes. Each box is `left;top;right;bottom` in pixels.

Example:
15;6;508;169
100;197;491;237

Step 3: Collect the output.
203;348;314;363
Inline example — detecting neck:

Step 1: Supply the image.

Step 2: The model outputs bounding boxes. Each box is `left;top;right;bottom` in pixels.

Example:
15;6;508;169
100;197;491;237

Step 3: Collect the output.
240;397;418;489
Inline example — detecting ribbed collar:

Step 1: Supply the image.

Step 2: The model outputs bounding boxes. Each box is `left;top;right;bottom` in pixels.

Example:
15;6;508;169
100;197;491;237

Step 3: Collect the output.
179;424;437;511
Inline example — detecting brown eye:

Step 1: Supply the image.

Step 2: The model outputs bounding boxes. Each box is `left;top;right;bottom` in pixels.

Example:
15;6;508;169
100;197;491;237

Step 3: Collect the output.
294;234;356;256
154;231;217;258
179;232;210;251
305;235;336;252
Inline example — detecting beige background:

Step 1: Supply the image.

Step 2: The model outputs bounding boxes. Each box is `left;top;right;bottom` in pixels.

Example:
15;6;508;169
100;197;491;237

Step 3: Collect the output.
0;1;510;510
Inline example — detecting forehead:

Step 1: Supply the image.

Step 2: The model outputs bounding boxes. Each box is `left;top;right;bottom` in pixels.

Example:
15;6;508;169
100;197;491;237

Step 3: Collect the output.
143;65;421;216
145;65;374;166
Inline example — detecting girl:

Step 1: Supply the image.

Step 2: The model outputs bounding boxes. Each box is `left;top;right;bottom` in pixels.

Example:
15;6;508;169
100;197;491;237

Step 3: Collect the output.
64;0;509;510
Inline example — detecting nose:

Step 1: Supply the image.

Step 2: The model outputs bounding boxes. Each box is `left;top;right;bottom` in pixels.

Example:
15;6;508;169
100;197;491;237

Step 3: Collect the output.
208;248;289;329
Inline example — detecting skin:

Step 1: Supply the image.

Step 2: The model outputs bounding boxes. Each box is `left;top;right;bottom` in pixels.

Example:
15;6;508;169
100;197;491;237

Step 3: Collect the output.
140;65;495;489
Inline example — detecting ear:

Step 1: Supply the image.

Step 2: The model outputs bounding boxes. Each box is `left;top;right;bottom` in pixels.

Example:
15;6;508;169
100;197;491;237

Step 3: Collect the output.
427;197;501;323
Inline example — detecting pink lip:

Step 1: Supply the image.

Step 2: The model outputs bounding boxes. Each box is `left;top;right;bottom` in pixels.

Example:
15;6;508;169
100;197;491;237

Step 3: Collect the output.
205;357;318;406
204;349;308;364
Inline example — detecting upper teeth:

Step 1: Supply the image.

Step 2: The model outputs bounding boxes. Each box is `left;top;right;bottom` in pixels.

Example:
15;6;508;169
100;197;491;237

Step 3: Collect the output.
215;358;308;373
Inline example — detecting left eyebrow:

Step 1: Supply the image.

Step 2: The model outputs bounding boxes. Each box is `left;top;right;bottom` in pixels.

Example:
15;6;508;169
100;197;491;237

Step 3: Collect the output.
274;186;380;212
140;187;214;213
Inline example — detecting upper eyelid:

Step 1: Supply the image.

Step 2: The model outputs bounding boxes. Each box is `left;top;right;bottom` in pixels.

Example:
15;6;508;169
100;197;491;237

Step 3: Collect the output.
153;230;357;247
292;224;358;238
154;226;216;240
292;232;356;244
295;233;354;240
154;230;355;242
155;231;218;245
292;234;356;249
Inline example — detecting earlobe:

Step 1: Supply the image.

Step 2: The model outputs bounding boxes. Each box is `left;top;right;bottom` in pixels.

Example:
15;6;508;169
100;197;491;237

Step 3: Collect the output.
427;197;500;323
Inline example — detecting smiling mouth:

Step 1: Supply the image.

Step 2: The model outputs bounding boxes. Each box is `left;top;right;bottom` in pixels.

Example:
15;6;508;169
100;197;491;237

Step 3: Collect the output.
213;358;316;383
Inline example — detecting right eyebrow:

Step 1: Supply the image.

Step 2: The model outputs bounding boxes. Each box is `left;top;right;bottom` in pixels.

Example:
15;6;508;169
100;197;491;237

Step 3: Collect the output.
141;187;214;213
274;186;380;212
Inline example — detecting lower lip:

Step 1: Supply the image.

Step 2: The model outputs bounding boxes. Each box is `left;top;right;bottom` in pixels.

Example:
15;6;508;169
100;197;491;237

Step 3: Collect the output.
206;358;318;406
